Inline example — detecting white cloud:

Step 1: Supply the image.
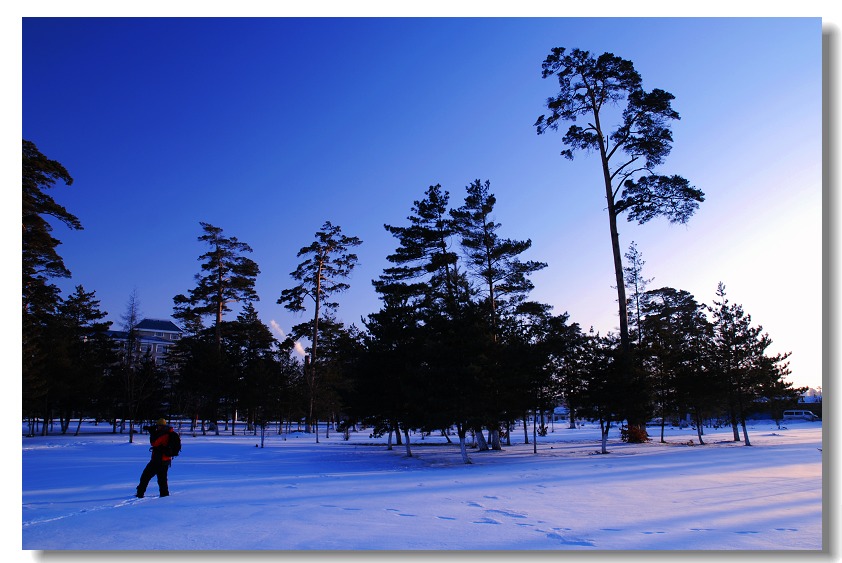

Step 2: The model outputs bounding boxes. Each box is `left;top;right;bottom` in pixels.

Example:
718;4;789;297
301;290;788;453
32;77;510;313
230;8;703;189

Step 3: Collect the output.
270;320;307;358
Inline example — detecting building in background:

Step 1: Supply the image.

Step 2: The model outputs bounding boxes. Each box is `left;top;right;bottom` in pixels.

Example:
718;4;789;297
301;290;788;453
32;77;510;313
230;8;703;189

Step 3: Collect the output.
108;318;183;366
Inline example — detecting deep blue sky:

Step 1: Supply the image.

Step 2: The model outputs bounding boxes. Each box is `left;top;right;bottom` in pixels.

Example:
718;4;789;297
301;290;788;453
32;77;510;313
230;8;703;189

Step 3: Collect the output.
20;17;824;389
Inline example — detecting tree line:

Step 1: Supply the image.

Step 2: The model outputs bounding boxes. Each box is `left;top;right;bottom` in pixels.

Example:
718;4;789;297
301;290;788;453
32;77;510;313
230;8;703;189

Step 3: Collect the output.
22;47;803;458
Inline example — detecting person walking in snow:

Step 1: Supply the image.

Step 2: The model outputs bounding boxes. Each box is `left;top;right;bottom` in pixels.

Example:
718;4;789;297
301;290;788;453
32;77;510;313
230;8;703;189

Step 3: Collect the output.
136;418;174;498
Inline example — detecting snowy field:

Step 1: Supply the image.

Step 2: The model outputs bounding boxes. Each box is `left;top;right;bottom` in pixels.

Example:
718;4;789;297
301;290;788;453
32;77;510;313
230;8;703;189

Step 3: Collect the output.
21;419;825;558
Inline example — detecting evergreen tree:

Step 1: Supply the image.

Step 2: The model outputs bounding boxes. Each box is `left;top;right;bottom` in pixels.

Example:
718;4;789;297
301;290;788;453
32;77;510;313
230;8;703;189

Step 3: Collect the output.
22;140;82;313
174;222;260;350
498;302;558;451
173;222;260;432
451;179;547;339
576;330;626;454
376;184;463;315
167;328;220;435
538;312;588;430
709;283;794;446
639;287;714;444
22;140;82;420
623;241;653;345
357;295;424;452
372;184;475;459
35;286;115;435
59;286;115;434
535;48;704;440
278;221;362;440
451;179;548;449
223;304;283;434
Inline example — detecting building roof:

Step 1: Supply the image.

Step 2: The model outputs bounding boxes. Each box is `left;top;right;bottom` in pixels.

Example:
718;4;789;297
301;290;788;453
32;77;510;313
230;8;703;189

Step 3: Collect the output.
135;318;183;333
106;330;174;344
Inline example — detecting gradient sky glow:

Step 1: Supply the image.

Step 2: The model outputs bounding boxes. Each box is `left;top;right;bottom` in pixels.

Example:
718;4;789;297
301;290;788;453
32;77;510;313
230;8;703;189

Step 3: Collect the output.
20;16;824;390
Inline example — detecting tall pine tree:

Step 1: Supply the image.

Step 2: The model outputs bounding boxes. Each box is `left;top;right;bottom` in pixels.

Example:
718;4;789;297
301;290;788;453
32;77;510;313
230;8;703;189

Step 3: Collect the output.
22;140;82;420
535;48;704;440
173;222;260;433
278;221;362;440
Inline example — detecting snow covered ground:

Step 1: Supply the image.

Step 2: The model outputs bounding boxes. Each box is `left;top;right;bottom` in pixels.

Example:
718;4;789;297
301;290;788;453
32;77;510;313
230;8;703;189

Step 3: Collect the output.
21;418;824;558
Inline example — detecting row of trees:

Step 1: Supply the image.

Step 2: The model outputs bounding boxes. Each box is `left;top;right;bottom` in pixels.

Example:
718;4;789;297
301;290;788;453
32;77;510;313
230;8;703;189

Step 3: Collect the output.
22;47;802;455
21;138;801;454
163;178;800;461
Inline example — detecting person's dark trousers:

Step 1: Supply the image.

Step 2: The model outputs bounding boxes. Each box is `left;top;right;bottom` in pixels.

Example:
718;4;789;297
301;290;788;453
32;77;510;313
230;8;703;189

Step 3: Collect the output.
136;459;169;497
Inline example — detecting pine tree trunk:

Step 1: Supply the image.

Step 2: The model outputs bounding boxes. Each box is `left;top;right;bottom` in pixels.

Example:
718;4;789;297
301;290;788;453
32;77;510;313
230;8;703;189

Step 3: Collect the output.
523;412;529;444
490;428;502;450
695;411;705;445
457;425;472;464
403;428;412;457
601;420;611;454
474;427;489;451
532;413;538;454
741;417;751;446
730;410;741;441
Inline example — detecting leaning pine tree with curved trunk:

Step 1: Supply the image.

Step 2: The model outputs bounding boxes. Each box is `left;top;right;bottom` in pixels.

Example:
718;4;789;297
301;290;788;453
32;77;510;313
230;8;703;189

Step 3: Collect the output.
535;47;704;441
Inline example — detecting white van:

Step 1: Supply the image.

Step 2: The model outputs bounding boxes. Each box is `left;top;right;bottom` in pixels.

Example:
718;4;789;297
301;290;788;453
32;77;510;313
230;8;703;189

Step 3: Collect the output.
782;410;818;421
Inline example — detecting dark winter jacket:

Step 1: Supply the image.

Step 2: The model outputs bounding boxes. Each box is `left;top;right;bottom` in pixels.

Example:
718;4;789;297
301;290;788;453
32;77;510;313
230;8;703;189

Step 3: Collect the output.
149;425;174;462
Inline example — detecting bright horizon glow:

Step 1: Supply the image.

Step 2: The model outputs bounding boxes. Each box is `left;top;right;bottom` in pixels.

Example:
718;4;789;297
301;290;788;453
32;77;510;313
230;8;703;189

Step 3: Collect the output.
17;16;826;392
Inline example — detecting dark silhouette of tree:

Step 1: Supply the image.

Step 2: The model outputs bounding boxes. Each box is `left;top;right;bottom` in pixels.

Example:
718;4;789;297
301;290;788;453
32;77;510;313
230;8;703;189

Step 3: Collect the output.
451;179;547;339
167;328;221;435
41;285;115;435
498;301;557;452
173;222;259;433
537;312;588;431
368;182;552;460
115;289;148;442
223;304;284;434
708;283;795;446
174;222;260;351
639;287;713;444
357;295;422;452
535;47;704;440
451;179;548;450
22;140;82;312
278;221;362;441
22;140;82;422
372;185;478;459
576;330;626;454
377;184;464;315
